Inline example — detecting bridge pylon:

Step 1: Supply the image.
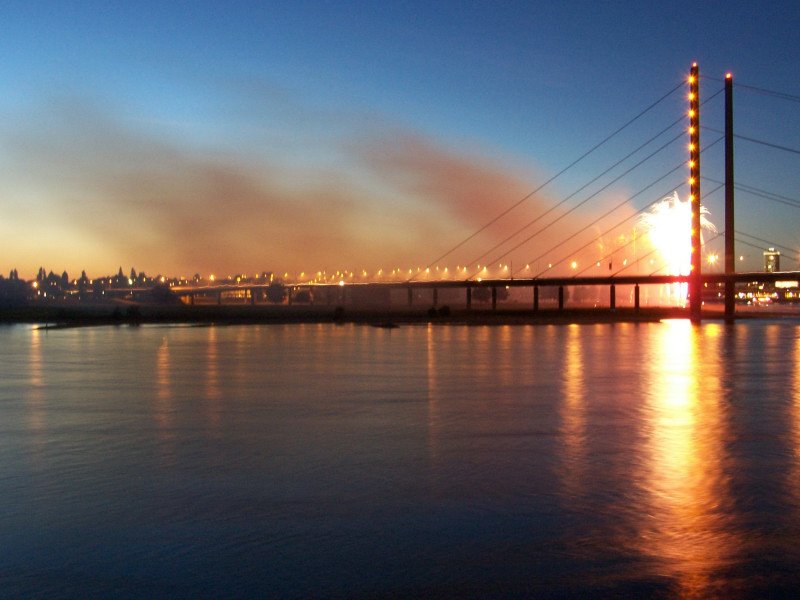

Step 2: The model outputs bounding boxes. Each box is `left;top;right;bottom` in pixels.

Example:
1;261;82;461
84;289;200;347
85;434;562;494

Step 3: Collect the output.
724;72;735;318
689;62;702;322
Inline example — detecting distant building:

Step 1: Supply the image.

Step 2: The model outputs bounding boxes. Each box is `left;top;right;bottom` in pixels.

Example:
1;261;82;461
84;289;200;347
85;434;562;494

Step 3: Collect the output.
764;248;780;272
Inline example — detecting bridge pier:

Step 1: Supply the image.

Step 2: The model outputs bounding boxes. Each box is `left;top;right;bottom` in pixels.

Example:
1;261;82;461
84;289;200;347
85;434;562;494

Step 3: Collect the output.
634;284;640;311
558;286;564;311
250;288;256;305
610;284;616;310
433;288;438;308
217;291;222;305
533;285;539;312
491;286;497;311
466;287;472;310
407;287;413;307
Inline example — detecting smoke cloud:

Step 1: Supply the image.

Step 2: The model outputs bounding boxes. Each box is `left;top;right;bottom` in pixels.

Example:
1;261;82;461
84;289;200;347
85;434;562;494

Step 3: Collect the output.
1;97;556;279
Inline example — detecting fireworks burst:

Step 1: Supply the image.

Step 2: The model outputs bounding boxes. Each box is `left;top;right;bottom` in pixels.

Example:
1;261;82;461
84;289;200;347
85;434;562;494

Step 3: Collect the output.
639;191;716;276
639;192;716;305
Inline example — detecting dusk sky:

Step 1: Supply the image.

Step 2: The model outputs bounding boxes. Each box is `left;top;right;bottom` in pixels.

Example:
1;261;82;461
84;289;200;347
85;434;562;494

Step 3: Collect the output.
2;1;799;279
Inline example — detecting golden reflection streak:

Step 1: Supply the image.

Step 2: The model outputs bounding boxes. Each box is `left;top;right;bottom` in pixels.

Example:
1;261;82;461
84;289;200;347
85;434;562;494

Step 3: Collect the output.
637;321;737;597
559;324;586;497
233;325;251;386
153;336;175;452
25;327;47;456
205;326;222;430
496;325;514;390
789;326;800;508
763;324;781;377
426;324;443;464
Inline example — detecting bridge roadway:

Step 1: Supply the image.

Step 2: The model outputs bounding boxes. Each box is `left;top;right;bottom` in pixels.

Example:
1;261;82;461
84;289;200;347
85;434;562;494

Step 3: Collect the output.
125;270;800;313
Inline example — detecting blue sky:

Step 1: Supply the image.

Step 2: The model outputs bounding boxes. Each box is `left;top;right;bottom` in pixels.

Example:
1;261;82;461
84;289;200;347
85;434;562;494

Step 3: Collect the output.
1;1;799;278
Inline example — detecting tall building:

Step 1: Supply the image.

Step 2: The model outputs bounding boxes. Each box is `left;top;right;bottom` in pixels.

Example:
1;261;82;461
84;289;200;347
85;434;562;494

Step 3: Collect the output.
764;247;781;272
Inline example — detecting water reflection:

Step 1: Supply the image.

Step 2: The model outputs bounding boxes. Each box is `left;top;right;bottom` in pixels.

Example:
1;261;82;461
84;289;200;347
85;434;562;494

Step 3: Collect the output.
204;326;222;431
153;336;176;455
205;327;221;400
636;320;737;596
560;324;586;498
25;327;47;460
426;324;443;464
790;327;800;508
6;322;800;596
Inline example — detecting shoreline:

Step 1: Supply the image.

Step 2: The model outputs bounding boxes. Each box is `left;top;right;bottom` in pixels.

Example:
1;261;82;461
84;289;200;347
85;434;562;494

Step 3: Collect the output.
2;303;796;328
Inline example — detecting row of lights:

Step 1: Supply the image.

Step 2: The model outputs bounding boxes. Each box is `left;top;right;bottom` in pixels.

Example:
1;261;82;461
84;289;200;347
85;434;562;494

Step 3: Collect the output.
186;248;741;287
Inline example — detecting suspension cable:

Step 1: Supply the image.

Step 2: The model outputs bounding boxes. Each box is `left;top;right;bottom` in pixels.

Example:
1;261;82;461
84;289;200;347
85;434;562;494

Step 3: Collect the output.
470;131;687;280
470;89;723;279
409;81;685;281
572;182;725;277
702;127;800;156
526;136;724;278
465;114;686;273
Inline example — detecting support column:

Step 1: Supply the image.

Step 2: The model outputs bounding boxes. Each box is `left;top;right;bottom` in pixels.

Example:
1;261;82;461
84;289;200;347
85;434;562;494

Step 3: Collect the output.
491;287;497;311
407;287;413;307
533;285;539;312
558;285;564;311
433;288;438;308
724;72;736;319
466;286;472;310
689;62;702;323
635;284;640;311
610;284;616;309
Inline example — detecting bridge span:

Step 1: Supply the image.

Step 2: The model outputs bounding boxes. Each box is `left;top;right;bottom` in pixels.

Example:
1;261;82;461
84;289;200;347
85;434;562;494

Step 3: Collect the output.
136;270;800;318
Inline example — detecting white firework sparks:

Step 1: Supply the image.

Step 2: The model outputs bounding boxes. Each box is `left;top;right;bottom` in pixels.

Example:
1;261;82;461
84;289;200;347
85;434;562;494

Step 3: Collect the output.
639;191;716;276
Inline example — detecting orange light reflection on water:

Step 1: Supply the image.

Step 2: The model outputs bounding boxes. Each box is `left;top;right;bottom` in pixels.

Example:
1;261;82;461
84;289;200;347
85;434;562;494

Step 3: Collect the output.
153;336;176;460
790;327;800;507
636;321;737;596
204;326;222;431
426;323;443;465
24;327;47;464
560;324;586;498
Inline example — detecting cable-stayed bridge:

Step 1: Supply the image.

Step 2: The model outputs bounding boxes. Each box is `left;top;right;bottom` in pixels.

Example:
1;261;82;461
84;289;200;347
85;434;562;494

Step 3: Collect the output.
138;64;800;322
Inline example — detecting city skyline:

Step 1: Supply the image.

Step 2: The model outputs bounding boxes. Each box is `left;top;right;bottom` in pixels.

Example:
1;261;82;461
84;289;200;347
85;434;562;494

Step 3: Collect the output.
2;1;799;279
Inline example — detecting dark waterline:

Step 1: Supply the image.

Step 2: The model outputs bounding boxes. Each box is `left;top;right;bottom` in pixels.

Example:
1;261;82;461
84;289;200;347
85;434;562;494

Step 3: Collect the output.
2;321;800;598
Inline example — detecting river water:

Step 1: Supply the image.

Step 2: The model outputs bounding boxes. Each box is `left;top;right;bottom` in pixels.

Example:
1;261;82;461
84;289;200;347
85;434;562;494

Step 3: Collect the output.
2;320;800;598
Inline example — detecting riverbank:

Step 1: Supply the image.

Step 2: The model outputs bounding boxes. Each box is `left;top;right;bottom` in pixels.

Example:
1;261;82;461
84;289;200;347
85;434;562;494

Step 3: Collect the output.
2;302;795;327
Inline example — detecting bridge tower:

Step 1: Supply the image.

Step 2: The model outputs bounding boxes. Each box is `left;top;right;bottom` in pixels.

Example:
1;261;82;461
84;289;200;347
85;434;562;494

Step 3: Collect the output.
724;72;735;318
688;63;702;322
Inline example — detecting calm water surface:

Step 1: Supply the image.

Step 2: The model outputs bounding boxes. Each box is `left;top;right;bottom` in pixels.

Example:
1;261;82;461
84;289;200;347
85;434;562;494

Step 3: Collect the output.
2;320;800;598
